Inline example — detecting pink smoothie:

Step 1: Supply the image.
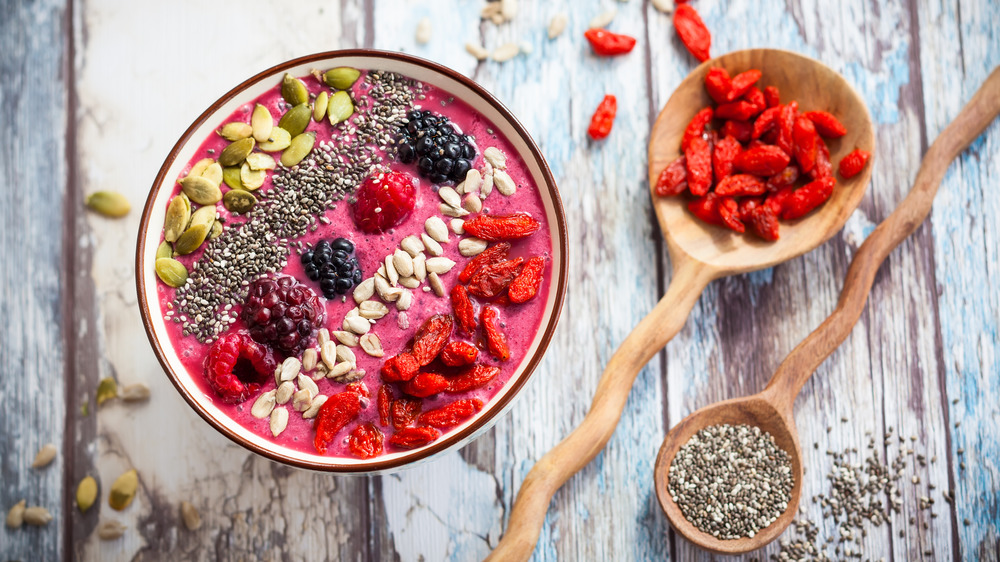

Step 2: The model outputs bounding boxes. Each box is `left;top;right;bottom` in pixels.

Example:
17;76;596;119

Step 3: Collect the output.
155;68;552;459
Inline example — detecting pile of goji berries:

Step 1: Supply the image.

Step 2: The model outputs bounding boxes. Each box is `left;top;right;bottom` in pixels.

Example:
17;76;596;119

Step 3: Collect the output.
655;67;870;240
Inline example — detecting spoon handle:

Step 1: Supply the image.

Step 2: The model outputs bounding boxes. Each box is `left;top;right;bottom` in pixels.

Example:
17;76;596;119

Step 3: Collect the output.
487;257;715;562
764;66;1000;412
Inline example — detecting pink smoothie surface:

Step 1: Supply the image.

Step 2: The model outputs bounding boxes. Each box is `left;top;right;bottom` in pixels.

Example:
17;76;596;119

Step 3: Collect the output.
154;69;553;459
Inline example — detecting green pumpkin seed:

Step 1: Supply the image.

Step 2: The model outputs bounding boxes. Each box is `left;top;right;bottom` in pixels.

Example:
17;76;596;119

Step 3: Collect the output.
108;469;138;511
218;122;252;141
156;240;173;260
222;166;243;190
281;73;309;106
188;157;214;178
188;205;216;231
280;132;316;167
173;224;209;255
324;66;361;90
313;91;329;122
163;194;191;242
85;191;130;218
201;162;223;186
218;137;255;167
209;220;223;240
77;476;98;513
245;152;276;170
179;176;222;205
224;189;257;214
240;162;266;190
96;377;118;406
278;103;311;138
327;91;354;125
257;126;291;152
251;104;273;143
155;258;189;287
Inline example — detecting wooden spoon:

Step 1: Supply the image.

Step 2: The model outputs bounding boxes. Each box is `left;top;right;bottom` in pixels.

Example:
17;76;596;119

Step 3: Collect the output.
488;49;874;561
654;65;1000;555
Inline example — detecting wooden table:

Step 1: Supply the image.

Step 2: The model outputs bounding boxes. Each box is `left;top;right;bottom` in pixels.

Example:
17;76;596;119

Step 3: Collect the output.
2;0;997;560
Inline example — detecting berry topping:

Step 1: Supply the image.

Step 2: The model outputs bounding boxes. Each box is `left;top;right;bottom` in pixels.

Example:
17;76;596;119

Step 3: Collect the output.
301;238;363;299
396;110;476;183
352;171;417;233
203;332;276;403
241;275;325;356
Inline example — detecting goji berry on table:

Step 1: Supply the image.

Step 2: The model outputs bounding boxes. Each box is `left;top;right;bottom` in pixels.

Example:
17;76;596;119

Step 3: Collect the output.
715;100;759;121
792;116;820;173
726;69;762;101
764;85;781;108
419;399;485;428
766;165;800;192
459;242;510;283
462;214;541;241
684;136;713;196
721;120;753;143
747;204;780;241
681;107;714;151
481;306;510;361
717;197;745;233
381;352;420;382
468;258;523;299
411;314;453;366
391;397;422;430
448;365;501;393
587;94;617;140
838;149;871;178
314;391;361;454
803;110;847;138
584;28;637;56
654;156;688;196
712;134;742;183
734;145;791;176
388;426;441;449
402;372;451;398
440;341;479;367
673;4;711;62
450;284;477;334
348;423;384;460
705;67;732;104
782;176;835;220
508;256;545;303
377;386;392;426
687;193;724;227
777;101;798;156
752;106;781;140
715;174;767;197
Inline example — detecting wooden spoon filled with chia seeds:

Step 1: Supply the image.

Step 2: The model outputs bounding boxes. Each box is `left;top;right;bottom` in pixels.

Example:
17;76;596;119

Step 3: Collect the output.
654;65;1000;554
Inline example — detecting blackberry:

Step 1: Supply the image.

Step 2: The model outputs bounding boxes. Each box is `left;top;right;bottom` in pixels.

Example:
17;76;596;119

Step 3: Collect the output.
242;275;325;356
396;109;476;183
301;238;363;298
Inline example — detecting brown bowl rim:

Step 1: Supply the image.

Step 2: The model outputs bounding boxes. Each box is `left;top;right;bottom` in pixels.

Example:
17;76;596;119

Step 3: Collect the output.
135;48;568;473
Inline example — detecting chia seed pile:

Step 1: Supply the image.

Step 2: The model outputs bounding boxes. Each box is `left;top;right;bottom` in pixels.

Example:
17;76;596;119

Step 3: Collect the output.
668;423;794;540
166;71;423;343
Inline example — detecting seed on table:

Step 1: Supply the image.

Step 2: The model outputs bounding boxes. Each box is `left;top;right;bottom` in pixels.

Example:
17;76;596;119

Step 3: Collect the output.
501;0;518;19
108;469;138;511
32;443;57;468
6;500;26;528
651;0;673;13
548;13;568;39
96;377;118;406
415;17;432;44
181;501;202;531
465;43;489;61
97;519;127;540
76;476;98;513
120;383;151;402
85;191;131;218
492;43;520;63
589;9;616;29
23;506;53;526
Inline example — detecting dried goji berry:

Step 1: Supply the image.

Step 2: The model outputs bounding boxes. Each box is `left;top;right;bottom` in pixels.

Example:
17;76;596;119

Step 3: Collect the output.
704;67;732;104
448;364;501;393
809;139;832;180
734;145;791;176
747;204;780;241
314;391;361;454
765;165;800;192
721;120;753;143
468;257;523;299
715;174;766;197
450;284;477;334
752;106;781;140
792;116;819;173
726;69;762;101
803;110;847;138
738;196;763;222
418;399;485;428
348;423;384;459
411;314;453;366
346;380;370;398
763;85;781;108
687;193;724;227
391;397;422;430
681;107;714;151
458;242;511;283
673;4;711;62
508;256;545;303
654;156;688;196
715;100;759;121
684;136;713;197
462;214;541;241
782;177;835;220
583;29;637;56
777;101;798;156
481;306;510;361
765;186;794;215
388;426;440;449
712;134;741;183
838;149;871;179
440;341;479;367
381;352;420;382
761;128;780;145
717;197;745;233
402;372;451;398
377;386;392;426
744;86;766;114
587;94;617;140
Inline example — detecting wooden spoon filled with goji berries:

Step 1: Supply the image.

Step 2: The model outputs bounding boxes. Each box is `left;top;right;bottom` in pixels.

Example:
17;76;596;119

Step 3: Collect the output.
654;64;1000;555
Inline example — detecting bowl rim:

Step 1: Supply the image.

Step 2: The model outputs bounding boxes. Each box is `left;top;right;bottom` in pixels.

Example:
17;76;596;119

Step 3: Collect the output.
135;48;568;473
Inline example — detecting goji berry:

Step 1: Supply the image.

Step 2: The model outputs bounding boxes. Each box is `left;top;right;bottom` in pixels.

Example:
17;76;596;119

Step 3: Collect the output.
458;242;511;283
765;186;794;215
747;204;780;241
391;397;422;430
583;29;637;56
673;4;711;62
381;352;420;382
704;67;732;104
715;174;766;197
763;85;781;108
752;106;781;140
738;196;763;222
734;145;791;176
508;256;545;303
809;139;832;181
687;193;724;227
802;110;847;138
377;386;392;426
654;156;688;196
712;134;741;183
715;100;759;121
681;107;714;151
761;128;780;146
717;197;745;233
411;314;453;366
450;284;477;334
346;380;370;398
765;165;800;192
726;69;762;101
481;306;510;361
721;120;753;143
838;149;871;179
782;177;835;220
792;116;819;173
402;372;450;398
462;214;541;241
744;86;766;113
448;364;501;393
777;101;798;156
468;257;523;299
388;426;440;449
440;341;479;367
587;94;617;140
314;391;361;454
348;423;384;459
684;136;713;197
418;399;485;428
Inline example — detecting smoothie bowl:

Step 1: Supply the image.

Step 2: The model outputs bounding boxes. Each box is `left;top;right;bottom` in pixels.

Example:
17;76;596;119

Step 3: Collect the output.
136;50;567;473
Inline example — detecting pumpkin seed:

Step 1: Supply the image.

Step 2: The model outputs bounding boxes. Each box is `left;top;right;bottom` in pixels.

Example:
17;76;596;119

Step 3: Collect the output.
218;122;252;141
180;501;202;531
324;66;361;90
222;166;243;190
108;469;138;511
120;383;150;402
179;175;222;205
251;103;273;143
240;162;266;190
327;91;354;125
313;91;329;122
188;157;214;178
155;258;188;287
163;194;191;242
97;519;127;540
155;241;173;260
278;103;311;138
224;189;256;214
173;223;209;255
281;73;309;105
257;126;291;152
77;476;98;513
245;152;276;170
209;220;223;240
201;162;223;186
85;191;130;218
32;443;57;468
188;205;216;231
23;506;52;526
6;499;25;528
218;137;255;167
96;377;118;406
280;132;316;167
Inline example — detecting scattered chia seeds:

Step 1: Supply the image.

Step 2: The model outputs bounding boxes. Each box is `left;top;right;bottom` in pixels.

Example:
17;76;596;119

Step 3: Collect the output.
668;423;794;540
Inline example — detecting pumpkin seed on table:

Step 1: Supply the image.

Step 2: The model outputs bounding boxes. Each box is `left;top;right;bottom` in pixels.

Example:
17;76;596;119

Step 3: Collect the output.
31;443;57;468
245;152;276;170
173;223;209;255
97;519;127;540
280;132;316;167
179;175;222;205
109;469;138;511
327;91;354;125
224;189;257;214
218;122;252;141
6;500;25;528
324;66;360;90
85;191;130;217
155;241;173;260
281;73;309;105
96;377;118;406
218;137;255;167
222;165;243;189
278;103;312;137
251;103;273;143
313;91;329;122
180;501;202;531
77;476;98;513
240;162;266;190
257;126;291;152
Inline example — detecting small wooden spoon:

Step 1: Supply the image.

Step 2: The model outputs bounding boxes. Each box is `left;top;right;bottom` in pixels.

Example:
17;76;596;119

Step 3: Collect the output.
489;49;874;561
654;65;1000;555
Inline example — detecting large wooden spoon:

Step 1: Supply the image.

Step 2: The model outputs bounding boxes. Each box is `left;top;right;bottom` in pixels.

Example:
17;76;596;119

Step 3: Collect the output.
654;65;1000;554
488;49;874;561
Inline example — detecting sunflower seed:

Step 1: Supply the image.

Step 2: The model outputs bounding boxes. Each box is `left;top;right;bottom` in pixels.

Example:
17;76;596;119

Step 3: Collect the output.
297;374;319;399
465;43;489;61
85;191;131;217
251;390;277;419
32;443;57;468
460;169;483;197
481;172;494;199
219;137;255;167
281;73;309;106
405;253;424;282
494;169;517;195
109;469;138;511
492;43;520;62
257;127;291;152
96;377;118;406
329;361;354;379
317;328;330;348
438;186;462;208
270;406;289;437
278;103;312;138
345;305;360;319
392;249;414;278
399;276;420;289
548;13;568;38
23;506;53;526
428;272;446;297
484;147;507;170
651;0;673;14
332;330;359;347
280;357;301;381
324;67;361;90
77;476;97;513
333;368;366;384
589;9;616;28
359;300;389;320
219;122;252;141
422;233;444;256
6;500;25;528
358;333;384;357
275;381;294;405
353;277;375;303
459;237;488;256
120;383;150;402
401;235;424;257
303;394;327;419
180;501;202;531
97;519;127;540
463;193;483;212
320;340;338;369
384;254;399;286
302;348;318;372
425;216;449;242
292;389;312;412
501;0;518;19
164;194;191;242
345;316;371;334
415;17;432;44
396;290;413;311
274;364;283;385
251;104;273;143
281;132;316;167
425;257;456;274
450;219;465;234
374;274;393;300
327;91;355;125
336;345;358;365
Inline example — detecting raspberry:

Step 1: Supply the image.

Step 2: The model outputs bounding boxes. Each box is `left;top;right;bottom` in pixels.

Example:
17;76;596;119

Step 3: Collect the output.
352;171;417;233
241;275;325;357
203;333;276;403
